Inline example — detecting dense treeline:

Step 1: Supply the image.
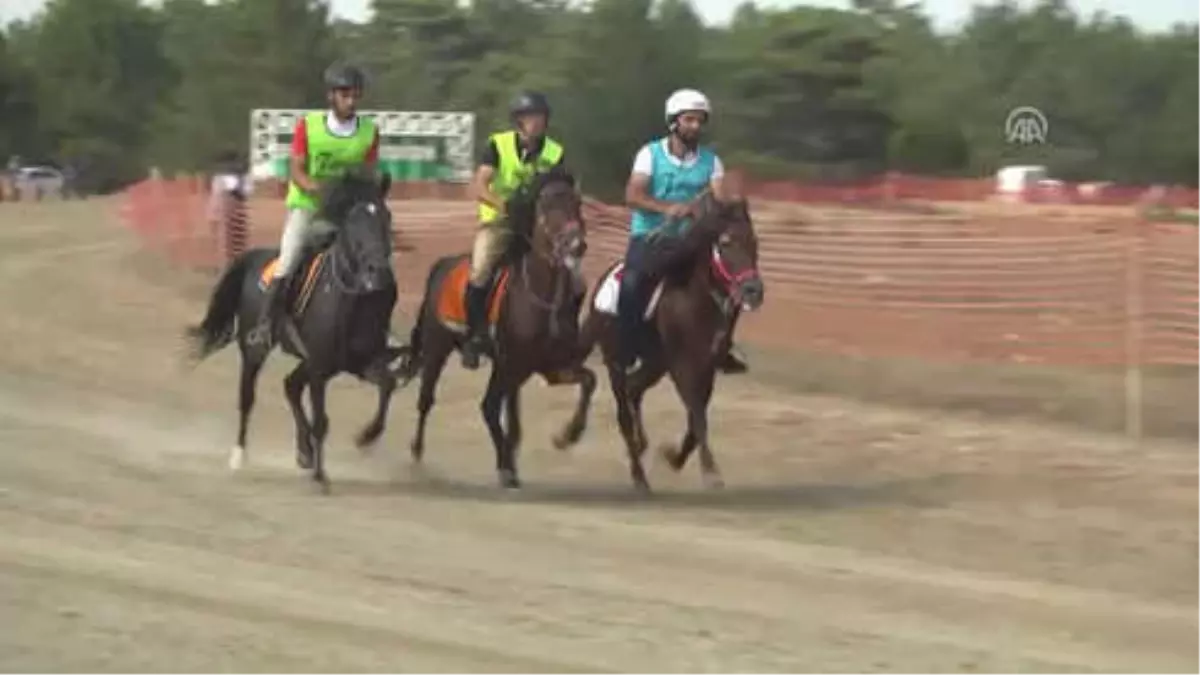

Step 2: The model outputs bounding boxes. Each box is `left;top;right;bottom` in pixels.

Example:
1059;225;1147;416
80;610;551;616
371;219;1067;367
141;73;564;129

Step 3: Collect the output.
0;0;1195;195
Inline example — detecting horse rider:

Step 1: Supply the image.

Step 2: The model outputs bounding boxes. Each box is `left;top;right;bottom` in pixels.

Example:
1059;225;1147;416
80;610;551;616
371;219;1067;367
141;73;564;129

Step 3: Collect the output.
618;87;750;374
462;90;582;370
249;62;381;347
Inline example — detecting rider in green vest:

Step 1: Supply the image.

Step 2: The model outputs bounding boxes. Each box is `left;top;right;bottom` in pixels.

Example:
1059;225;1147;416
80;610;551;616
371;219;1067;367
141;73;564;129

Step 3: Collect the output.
461;91;575;369
248;62;381;347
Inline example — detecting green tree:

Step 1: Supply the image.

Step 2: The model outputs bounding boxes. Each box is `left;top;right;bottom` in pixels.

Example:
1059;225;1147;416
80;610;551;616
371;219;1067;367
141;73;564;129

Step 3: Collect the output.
0;32;40;161
16;0;173;189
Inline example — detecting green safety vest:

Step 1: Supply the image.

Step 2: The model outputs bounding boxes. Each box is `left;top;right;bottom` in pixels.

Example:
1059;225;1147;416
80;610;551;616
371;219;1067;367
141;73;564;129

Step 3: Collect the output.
479;130;563;224
285;111;378;211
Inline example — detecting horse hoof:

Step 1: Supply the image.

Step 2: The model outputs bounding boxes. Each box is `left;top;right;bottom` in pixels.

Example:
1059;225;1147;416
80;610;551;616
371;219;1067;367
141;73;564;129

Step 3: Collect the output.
409;440;424;463
355;428;381;452
228;445;247;471
498;471;521;490
657;443;683;471
313;475;331;494
296;451;313;470
702;472;725;490
633;478;652;495
551;432;570;451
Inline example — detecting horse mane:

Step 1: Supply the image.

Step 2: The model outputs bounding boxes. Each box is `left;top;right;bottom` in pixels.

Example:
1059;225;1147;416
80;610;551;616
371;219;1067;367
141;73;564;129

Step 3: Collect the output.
661;192;752;285
687;191;747;244
505;164;577;241
318;169;384;224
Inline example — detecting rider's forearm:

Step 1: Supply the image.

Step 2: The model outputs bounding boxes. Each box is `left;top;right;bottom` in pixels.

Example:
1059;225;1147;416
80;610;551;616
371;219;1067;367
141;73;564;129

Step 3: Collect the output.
626;192;674;215
291;165;319;193
475;187;507;212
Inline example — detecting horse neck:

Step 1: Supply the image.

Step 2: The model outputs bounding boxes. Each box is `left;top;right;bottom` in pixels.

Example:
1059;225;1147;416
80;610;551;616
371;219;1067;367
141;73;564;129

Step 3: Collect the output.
518;238;562;292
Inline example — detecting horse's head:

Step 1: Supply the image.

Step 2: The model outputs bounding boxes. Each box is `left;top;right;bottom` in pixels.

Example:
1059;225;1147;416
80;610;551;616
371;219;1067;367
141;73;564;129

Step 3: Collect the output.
508;165;586;271
319;169;394;293
693;192;764;312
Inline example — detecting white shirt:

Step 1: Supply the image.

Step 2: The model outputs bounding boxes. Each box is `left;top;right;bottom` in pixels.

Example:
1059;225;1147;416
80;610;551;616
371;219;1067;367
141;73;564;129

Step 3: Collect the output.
324;111;361;138
630;138;725;179
210;173;253;196
208;172;252;222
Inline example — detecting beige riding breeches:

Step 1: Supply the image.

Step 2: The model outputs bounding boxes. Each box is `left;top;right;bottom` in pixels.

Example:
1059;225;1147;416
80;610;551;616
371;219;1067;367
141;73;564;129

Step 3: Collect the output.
469;222;512;287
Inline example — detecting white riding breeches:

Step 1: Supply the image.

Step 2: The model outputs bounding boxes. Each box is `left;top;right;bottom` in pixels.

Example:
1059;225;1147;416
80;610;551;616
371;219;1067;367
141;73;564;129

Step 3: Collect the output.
274;208;334;279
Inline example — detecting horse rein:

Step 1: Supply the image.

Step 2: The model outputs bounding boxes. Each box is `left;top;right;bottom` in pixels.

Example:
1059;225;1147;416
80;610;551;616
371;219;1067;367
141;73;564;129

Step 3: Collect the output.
513;191;585;338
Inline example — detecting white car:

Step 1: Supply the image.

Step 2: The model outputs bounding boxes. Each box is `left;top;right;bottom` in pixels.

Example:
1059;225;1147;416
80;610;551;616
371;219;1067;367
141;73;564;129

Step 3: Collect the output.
14;166;65;199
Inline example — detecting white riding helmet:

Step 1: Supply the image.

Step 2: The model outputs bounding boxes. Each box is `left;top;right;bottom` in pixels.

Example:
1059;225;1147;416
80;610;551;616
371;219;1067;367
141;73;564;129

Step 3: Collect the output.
665;88;712;125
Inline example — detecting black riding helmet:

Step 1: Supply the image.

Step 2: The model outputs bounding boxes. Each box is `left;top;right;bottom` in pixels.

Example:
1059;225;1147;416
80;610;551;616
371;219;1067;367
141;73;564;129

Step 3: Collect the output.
324;62;366;91
509;91;551;123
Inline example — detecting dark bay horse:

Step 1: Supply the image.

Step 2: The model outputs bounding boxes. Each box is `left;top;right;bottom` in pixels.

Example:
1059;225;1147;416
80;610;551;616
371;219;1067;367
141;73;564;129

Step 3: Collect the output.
578;191;765;491
397;166;596;489
186;171;403;491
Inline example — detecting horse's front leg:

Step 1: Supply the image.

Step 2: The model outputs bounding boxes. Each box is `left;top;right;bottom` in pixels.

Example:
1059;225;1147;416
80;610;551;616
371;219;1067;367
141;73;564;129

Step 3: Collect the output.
663;355;721;489
480;365;519;489
545;365;597;450
354;353;399;451
504;383;523;469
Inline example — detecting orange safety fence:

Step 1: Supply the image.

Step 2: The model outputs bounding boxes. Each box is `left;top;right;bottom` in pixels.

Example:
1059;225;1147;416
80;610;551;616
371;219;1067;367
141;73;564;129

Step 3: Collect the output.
745;173;1200;209
121;179;1198;367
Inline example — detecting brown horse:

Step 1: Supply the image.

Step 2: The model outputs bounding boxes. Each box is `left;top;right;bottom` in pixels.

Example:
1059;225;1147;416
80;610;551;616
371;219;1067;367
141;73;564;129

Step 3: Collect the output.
577;191;764;492
397;166;596;488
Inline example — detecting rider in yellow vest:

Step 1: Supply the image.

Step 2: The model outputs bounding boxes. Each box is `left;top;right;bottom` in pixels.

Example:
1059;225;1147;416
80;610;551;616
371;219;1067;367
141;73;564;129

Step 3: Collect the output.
461;91;570;369
249;62;380;347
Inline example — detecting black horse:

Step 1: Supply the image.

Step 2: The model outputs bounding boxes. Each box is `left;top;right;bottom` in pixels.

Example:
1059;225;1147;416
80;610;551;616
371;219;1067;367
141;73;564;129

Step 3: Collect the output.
186;170;403;491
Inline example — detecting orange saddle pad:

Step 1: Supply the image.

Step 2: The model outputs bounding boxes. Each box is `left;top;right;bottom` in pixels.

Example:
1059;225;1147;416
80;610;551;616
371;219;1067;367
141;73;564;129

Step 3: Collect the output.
435;258;510;329
258;253;326;314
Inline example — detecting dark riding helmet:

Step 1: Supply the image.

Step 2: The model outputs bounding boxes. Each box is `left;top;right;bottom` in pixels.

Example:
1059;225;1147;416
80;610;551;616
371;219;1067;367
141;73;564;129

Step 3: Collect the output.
324;62;366;91
509;91;551;123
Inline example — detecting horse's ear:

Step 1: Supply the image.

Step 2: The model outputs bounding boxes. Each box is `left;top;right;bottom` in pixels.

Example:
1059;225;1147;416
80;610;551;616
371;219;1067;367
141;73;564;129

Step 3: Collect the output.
378;171;392;199
722;167;746;202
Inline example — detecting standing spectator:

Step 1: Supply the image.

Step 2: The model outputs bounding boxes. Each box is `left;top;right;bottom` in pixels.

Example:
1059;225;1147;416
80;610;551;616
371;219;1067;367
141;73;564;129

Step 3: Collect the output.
60;161;79;200
2;155;20;202
207;150;252;265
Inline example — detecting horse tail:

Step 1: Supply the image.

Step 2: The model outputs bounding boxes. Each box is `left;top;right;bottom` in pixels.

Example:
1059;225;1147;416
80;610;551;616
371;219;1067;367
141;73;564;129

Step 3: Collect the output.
185;249;255;361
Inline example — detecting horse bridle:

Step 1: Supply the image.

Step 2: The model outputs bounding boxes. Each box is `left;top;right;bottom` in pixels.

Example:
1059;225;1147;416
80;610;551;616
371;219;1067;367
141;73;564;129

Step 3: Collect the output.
328;201;392;295
515;186;584;335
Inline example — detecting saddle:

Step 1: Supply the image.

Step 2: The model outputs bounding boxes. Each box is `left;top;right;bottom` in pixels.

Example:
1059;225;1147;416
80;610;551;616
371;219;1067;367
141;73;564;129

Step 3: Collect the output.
258;238;334;316
437;255;512;332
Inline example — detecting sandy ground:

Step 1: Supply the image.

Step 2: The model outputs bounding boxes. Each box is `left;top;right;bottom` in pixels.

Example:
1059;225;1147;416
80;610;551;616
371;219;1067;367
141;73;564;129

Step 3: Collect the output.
0;199;1195;673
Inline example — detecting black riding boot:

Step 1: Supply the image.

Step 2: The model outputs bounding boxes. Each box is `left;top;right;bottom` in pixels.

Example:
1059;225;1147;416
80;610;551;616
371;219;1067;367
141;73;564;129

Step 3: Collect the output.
251;277;288;347
717;344;749;374
248;275;285;343
461;283;489;370
616;278;644;371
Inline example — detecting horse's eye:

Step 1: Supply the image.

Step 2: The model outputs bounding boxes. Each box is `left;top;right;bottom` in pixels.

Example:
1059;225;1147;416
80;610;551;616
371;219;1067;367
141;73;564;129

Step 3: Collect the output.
719;233;732;245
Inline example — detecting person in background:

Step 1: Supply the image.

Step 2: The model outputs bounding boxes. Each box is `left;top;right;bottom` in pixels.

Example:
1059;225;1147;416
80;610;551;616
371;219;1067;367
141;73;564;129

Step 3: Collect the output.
207;150;252;264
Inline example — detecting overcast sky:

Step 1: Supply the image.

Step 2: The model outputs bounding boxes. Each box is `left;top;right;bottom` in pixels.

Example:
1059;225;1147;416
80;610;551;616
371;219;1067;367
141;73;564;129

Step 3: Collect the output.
2;0;1196;32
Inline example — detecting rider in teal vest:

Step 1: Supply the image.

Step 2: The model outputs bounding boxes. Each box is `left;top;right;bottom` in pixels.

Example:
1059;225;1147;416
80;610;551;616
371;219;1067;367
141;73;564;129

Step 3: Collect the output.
619;88;749;374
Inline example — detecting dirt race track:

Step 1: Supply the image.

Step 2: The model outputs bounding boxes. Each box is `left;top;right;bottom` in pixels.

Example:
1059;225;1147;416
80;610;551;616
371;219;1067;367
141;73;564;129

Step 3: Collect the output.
0;199;1196;673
